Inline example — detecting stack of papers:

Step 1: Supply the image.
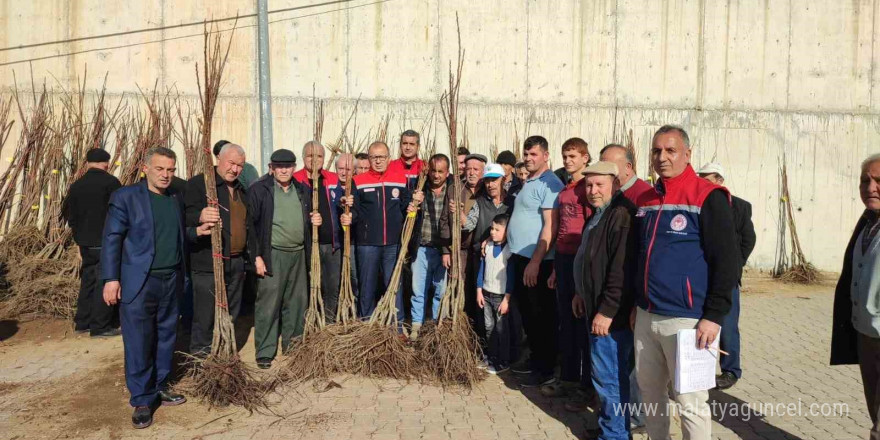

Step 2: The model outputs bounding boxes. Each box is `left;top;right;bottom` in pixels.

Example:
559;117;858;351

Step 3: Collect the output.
674;328;721;394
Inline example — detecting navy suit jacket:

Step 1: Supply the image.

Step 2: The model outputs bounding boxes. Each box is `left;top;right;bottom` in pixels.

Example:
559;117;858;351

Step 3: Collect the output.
101;180;193;304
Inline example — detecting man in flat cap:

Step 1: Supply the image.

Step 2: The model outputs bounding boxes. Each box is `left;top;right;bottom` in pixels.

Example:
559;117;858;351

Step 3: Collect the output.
571;161;638;437
451;153;487;334
62;147;122;337
247;149;318;369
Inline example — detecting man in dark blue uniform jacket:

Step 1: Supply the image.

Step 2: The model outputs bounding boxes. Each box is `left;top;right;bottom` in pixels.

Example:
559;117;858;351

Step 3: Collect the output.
340;141;422;319
101;147;214;429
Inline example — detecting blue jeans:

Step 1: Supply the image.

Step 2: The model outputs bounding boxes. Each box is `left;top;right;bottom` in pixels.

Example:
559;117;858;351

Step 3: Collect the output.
720;285;741;378
555;253;589;385
411;246;447;324
356;245;400;319
120;270;181;407
629;369;645;426
591;327;634;440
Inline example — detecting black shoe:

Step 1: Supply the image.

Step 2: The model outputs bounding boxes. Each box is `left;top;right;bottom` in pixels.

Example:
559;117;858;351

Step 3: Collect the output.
520;373;556;389
74;326;89;334
256;358;273;370
131;406;152;429
91;328;122;338
715;371;739;390
158;390;186;406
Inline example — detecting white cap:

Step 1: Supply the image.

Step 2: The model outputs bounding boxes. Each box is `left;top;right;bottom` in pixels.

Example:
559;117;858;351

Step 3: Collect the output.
483;163;505;179
697;162;725;178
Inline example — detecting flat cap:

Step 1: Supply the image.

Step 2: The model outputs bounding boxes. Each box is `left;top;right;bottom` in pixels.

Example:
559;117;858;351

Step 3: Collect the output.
85;148;111;163
212;139;231;157
582;161;618;177
270;149;296;164
464;153;487;164
495;150;517;167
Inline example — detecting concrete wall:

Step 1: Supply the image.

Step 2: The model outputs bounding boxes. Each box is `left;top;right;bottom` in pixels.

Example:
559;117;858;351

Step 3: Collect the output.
1;0;879;271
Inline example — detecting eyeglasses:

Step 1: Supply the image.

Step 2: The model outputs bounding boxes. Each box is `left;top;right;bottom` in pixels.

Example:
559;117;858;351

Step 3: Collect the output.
369;155;389;162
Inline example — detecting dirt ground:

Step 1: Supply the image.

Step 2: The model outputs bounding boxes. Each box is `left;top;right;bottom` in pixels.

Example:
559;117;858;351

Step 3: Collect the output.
0;270;841;439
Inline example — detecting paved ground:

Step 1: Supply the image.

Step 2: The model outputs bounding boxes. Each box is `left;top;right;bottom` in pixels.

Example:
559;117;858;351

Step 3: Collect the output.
0;273;871;439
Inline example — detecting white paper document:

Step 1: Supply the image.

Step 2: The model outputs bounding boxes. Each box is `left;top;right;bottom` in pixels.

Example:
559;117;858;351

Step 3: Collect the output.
674;328;721;394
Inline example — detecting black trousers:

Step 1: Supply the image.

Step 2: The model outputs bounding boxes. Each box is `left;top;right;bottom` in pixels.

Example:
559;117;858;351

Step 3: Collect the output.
73;246;117;334
463;249;485;340
189;256;246;355
510;253;558;375
319;244;343;324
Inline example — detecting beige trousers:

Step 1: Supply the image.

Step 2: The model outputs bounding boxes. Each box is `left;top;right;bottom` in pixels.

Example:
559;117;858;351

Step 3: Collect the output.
634;307;712;440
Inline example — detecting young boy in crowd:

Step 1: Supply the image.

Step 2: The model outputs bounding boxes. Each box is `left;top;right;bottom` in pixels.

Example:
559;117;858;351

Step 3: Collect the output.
476;214;516;374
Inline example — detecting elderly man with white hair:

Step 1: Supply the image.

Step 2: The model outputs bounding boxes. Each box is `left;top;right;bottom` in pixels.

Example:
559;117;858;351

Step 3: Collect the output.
335;153;360;301
832;153;880;440
571;161;638;440
293;141;344;323
185;142;249;357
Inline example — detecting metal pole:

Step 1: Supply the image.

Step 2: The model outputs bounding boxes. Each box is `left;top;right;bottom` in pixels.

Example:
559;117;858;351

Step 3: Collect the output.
257;0;274;172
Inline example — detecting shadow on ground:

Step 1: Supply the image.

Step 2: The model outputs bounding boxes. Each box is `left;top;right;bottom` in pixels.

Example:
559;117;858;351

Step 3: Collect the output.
492;340;599;439
709;389;804;440
496;369;599;439
0;319;18;341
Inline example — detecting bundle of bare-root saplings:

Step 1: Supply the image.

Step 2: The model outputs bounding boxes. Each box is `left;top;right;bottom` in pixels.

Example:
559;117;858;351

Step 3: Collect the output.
0;72;206;320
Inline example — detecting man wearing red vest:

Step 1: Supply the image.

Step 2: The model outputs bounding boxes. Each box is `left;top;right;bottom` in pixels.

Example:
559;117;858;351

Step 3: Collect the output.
633;125;738;440
600;143;653;204
386;130;424;322
386;129;424;191
292;141;344;323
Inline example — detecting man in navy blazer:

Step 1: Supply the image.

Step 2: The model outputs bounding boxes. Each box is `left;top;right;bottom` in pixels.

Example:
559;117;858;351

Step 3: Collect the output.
101;147;215;429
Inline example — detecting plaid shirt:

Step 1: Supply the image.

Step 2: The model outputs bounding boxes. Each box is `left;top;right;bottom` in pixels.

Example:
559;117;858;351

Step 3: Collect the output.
420;185;448;246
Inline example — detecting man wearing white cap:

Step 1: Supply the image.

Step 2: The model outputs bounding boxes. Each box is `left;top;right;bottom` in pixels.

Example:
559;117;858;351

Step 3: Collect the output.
697;162;756;390
461;162;514;347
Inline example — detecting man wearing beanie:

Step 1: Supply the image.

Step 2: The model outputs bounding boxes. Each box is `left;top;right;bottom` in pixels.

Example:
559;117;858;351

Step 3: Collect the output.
62;148;122;337
495;150;520;192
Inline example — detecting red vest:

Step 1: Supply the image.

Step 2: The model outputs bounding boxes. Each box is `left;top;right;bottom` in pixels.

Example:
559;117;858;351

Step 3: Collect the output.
634;165;729;319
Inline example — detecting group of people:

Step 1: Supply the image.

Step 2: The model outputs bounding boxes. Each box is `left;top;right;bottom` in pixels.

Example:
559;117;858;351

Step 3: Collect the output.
63;124;759;439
